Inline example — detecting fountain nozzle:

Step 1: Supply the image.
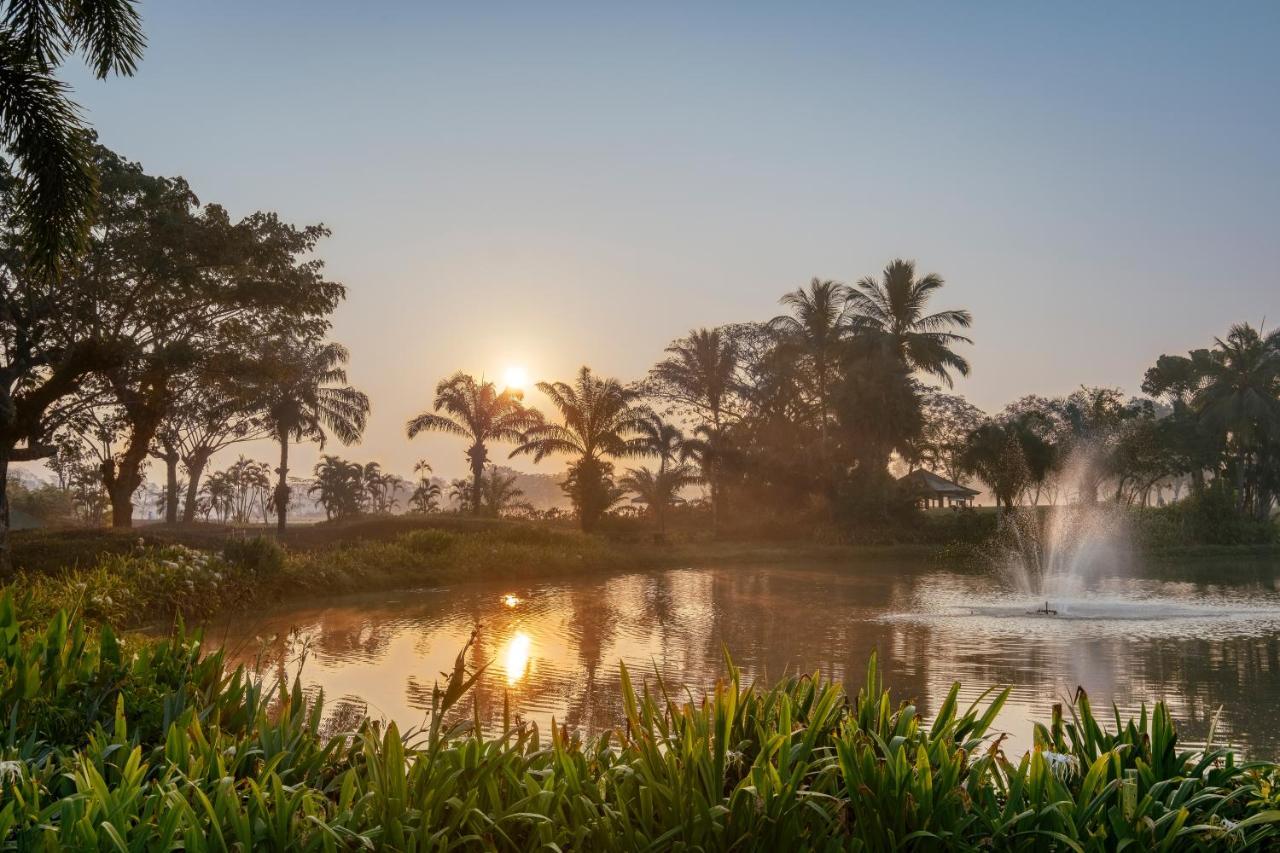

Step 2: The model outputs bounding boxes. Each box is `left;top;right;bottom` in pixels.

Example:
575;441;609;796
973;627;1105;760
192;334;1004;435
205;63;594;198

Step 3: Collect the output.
1031;601;1058;616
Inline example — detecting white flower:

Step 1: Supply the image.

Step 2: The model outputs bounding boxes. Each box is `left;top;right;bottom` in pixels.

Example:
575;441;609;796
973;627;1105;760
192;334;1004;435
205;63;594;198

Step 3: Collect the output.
0;760;23;784
1041;751;1080;783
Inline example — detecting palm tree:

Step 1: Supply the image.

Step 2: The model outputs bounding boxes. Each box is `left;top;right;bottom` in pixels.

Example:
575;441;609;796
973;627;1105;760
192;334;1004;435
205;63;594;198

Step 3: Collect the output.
448;478;473;512
769;279;853;445
512;366;648;531
679;424;730;532
309;455;363;520
251;338;370;532
0;0;145;274
1194;323;1280;517
648;327;738;429
622;463;699;536
481;466;533;517
407;373;540;517
410;479;442;514
633;412;685;474
647;328;737;531
846;259;973;388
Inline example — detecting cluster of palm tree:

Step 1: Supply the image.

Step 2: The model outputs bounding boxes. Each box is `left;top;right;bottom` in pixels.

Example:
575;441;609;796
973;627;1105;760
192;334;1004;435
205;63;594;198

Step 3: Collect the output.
200;457;273;525
307;456;407;521
409;259;976;532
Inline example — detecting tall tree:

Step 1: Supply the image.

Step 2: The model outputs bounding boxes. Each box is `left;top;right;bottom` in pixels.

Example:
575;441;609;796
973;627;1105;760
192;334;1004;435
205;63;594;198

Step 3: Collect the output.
150;360;267;524
914;390;985;483
768;279;851;440
846;259;973;388
0;164;121;569
0;0;144;274
647;329;735;529
60;146;345;527
406;372;539;517
1193;323;1280;518
251;337;369;532
512;366;648;531
958;415;1054;514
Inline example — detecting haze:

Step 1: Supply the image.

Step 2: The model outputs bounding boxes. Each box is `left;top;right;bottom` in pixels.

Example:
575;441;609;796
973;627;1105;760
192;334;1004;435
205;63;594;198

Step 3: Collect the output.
61;1;1280;479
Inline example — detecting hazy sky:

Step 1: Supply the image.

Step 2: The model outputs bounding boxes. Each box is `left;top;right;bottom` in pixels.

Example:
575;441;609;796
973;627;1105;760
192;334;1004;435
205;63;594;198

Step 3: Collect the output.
58;1;1280;482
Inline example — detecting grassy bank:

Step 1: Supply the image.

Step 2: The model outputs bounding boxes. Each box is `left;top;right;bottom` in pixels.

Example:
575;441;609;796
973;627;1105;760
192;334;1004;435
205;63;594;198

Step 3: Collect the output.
1;596;1277;849
5;516;1279;632
3;520;954;631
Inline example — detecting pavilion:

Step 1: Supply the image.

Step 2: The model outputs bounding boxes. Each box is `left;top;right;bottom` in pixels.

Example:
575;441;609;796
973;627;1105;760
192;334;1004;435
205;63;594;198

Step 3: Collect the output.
897;469;980;509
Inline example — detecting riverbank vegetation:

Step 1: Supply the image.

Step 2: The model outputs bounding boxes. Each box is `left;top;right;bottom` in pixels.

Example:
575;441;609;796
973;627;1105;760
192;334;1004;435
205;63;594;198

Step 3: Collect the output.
1;597;1277;849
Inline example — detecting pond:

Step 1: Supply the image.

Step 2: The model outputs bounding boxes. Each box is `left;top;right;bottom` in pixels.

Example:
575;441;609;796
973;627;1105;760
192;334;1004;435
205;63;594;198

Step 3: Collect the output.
209;557;1280;758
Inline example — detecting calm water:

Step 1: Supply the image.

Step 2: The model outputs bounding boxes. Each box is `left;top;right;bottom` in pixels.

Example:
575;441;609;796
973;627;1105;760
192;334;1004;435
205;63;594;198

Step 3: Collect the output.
209;558;1280;758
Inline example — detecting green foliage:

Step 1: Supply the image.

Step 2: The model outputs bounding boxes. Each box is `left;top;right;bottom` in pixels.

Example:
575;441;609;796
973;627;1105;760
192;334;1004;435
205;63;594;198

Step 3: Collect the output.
0;600;1276;849
220;535;285;578
3;543;248;628
1135;484;1278;548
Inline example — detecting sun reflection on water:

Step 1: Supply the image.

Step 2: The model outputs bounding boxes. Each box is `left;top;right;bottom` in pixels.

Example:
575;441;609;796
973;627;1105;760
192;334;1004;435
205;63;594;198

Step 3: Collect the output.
502;594;521;608
503;631;532;684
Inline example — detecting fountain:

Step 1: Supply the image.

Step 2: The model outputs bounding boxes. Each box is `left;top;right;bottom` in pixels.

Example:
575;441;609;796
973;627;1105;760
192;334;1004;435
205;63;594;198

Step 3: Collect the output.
997;500;1132;611
991;449;1134;615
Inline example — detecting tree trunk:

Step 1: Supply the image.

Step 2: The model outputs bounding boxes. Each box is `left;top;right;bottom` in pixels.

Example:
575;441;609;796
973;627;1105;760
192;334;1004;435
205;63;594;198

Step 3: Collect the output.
101;458;140;529
275;433;290;533
0;453;10;577
470;451;485;517
181;449;211;523
163;452;180;524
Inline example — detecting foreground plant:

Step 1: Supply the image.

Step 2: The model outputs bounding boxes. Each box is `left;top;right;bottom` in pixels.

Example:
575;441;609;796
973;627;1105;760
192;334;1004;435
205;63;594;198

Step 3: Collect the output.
0;596;1277;850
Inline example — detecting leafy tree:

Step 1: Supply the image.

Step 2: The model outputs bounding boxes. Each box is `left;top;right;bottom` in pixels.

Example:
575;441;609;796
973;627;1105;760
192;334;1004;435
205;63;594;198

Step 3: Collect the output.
203;455;272;524
0;165;122;567
831;335;924;521
915;390;985;483
512;366;648;531
0;0;145;274
1058;387;1151;503
847;258;973;388
408;459;441;514
151;357;268;523
78;147;346;528
250;337;369;532
959;415;1055;513
406;373;539;518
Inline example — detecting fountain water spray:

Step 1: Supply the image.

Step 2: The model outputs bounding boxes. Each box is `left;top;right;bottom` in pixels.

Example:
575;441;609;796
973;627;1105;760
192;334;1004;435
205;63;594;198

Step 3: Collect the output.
993;448;1133;611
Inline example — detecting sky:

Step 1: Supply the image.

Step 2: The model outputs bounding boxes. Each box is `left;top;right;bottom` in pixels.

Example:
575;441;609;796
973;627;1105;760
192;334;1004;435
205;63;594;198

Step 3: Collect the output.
53;1;1280;484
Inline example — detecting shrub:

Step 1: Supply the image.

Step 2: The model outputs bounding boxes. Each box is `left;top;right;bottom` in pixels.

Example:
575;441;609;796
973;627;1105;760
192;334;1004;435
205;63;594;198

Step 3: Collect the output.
400;528;458;554
221;535;286;577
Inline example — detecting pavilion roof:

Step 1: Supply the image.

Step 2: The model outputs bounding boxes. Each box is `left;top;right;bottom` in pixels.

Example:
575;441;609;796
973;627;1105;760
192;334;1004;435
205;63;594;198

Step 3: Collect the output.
897;468;980;497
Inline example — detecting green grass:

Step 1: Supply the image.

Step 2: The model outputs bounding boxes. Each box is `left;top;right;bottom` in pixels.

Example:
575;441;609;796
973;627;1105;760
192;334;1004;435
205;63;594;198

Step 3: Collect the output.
1;594;1277;850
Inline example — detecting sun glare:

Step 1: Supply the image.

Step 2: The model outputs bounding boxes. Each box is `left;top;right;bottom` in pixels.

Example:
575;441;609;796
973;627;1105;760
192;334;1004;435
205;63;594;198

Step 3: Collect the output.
502;365;530;392
503;631;532;685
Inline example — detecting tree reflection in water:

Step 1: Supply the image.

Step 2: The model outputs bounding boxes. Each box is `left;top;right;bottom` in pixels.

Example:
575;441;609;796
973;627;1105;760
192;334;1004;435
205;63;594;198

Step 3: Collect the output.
209;558;1280;758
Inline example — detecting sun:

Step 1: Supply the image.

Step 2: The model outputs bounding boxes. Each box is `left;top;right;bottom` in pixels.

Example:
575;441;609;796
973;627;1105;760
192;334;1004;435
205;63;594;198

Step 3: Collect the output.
502;365;530;391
